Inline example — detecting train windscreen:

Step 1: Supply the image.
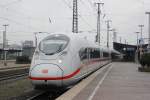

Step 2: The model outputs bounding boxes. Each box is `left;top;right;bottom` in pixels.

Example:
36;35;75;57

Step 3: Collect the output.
39;34;69;55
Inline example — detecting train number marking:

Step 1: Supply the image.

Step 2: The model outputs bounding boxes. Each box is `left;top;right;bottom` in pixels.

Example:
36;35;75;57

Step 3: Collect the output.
41;69;48;73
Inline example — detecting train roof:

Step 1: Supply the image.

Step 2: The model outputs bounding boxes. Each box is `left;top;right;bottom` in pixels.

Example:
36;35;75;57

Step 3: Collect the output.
38;32;120;53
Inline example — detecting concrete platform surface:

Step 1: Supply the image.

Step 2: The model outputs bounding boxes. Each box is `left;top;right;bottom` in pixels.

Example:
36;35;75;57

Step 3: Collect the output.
74;62;150;100
58;62;150;100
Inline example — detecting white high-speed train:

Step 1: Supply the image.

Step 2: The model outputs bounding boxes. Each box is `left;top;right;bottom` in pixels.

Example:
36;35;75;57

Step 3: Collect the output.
29;33;120;89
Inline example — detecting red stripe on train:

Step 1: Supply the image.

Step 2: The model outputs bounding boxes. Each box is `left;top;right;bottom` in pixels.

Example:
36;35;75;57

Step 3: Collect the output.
29;68;80;80
29;59;109;80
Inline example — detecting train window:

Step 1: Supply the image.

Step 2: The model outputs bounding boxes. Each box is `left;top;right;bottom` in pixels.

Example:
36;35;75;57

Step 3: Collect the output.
103;52;109;57
90;48;100;59
39;34;69;55
79;48;88;61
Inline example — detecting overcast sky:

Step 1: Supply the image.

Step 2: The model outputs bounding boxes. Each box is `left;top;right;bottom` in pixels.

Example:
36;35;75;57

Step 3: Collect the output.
0;0;150;46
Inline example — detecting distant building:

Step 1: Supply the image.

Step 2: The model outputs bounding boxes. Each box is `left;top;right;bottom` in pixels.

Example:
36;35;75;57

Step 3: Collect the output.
0;41;36;60
23;41;34;47
0;43;3;49
21;40;35;59
9;44;22;50
22;47;35;60
0;43;22;60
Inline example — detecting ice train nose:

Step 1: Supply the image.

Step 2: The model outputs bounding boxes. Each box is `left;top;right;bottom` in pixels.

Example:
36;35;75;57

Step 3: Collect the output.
29;64;63;87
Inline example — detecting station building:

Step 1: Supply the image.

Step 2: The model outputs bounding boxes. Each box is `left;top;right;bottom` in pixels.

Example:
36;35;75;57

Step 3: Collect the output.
0;40;35;60
113;42;148;61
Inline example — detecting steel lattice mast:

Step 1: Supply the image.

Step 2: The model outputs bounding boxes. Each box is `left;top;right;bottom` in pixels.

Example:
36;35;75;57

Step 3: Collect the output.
95;3;104;45
72;0;78;33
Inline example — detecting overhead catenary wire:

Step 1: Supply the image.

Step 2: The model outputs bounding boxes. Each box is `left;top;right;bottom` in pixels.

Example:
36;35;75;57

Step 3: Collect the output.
79;0;97;17
1;0;98;33
79;0;93;12
87;0;98;12
78;0;97;30
0;0;22;8
79;0;107;27
62;0;95;31
0;0;44;32
0;16;40;31
0;0;29;18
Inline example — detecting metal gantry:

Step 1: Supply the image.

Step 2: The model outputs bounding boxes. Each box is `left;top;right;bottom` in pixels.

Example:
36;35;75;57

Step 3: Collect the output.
72;0;78;33
95;2;104;46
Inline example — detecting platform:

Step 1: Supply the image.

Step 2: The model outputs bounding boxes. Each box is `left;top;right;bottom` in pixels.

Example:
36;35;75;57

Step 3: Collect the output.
57;62;150;100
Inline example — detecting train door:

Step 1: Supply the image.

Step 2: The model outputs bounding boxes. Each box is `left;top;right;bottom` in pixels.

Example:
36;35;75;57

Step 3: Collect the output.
79;48;89;75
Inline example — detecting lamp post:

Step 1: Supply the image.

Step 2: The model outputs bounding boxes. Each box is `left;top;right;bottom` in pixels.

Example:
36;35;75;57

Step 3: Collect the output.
3;24;9;66
135;32;140;50
138;25;144;39
135;32;140;63
106;20;112;48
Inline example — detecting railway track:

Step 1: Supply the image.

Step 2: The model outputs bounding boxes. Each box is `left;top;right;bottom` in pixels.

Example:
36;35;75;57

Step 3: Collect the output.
24;65;109;100
6;64;109;100
0;67;29;82
27;91;51;100
0;72;28;81
9;89;46;100
27;90;67;100
23;64;109;100
10;89;68;100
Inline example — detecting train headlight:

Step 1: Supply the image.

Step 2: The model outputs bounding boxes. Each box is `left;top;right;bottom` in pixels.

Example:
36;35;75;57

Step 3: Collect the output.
58;59;62;63
57;51;68;63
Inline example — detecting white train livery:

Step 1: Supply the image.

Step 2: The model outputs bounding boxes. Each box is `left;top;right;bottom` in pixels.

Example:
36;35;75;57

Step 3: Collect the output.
29;33;120;89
